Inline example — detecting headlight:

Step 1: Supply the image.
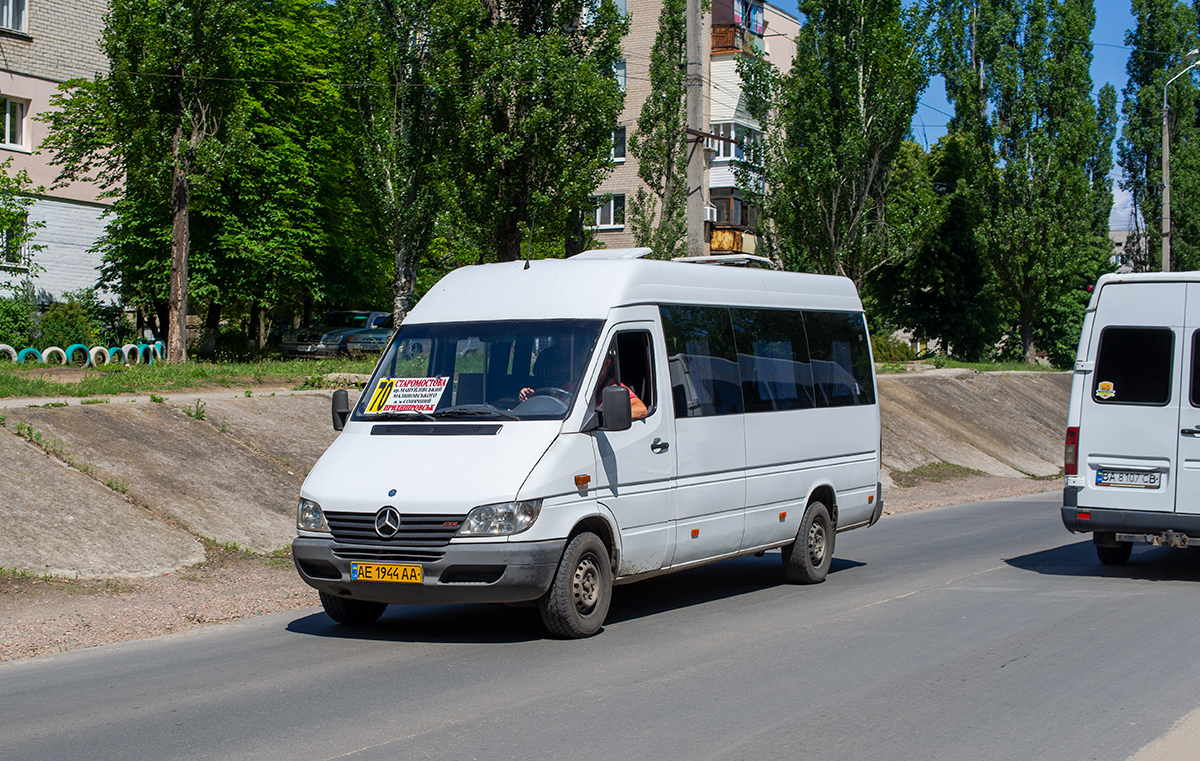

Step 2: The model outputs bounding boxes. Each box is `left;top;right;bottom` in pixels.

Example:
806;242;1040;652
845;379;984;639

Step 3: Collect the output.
297;498;330;532
457;500;543;536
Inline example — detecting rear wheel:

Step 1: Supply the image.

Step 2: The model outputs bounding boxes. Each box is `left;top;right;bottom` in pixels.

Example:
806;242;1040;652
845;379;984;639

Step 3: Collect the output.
319;591;387;625
539;532;612;638
1096;541;1132;566
782;500;834;584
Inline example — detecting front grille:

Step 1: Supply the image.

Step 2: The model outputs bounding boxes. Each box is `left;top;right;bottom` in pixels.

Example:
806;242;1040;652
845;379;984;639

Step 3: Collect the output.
333;547;446;563
325;511;466;546
297;332;323;343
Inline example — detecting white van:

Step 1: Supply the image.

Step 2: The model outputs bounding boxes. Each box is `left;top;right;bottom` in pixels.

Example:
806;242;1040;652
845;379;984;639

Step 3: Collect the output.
293;251;882;637
1063;272;1200;564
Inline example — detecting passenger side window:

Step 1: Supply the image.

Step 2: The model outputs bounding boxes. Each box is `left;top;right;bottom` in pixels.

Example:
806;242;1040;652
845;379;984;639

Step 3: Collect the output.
804;311;876;407
1094;326;1174;406
660;305;745;417
732;308;815;412
593;331;656;415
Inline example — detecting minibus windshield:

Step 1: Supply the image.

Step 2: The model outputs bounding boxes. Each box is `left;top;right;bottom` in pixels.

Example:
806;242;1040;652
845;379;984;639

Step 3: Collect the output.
355;319;604;422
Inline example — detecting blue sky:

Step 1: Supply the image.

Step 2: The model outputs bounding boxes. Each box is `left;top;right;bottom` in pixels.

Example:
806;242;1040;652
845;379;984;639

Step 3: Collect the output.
770;0;1140;228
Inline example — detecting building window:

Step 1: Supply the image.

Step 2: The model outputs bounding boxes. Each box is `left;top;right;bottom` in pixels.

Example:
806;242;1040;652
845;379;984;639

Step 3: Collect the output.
0;214;28;271
615;60;626;92
0;0;25;32
709;122;760;163
733;0;764;35
612;127;626;162
588;194;625;229
0;97;27;149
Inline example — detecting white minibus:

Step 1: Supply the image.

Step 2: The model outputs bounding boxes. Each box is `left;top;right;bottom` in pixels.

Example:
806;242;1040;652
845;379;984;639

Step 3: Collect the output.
1063;272;1200;563
293;250;882;637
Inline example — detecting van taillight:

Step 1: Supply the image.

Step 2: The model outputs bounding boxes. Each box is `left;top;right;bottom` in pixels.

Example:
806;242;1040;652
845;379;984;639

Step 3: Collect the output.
1065;427;1079;476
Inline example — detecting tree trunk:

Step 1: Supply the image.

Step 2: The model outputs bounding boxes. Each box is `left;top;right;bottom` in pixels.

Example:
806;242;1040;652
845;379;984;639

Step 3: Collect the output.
202;301;221;353
249;302;262;347
565;210;585;258
255;307;268;350
166;125;191;364
392;240;415;323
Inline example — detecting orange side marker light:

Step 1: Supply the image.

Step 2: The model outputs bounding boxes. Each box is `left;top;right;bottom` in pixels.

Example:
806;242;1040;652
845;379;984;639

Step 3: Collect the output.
691;528;700;538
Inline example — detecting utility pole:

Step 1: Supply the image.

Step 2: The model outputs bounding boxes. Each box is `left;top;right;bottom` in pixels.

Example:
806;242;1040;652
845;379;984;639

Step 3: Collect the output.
685;0;707;257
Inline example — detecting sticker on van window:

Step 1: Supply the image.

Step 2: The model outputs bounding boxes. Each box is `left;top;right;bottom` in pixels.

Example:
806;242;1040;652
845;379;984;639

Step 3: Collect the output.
364;377;449;414
1095;381;1116;400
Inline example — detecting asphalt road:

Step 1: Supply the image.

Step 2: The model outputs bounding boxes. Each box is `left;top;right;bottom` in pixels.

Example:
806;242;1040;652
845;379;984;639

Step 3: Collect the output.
3;491;1198;761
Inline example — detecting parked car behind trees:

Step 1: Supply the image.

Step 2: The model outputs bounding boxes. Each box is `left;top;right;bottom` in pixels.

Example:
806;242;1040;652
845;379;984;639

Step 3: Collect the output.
281;310;388;358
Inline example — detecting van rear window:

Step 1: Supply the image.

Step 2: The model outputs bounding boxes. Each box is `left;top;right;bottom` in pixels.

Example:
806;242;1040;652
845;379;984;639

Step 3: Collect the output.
1093;327;1174;406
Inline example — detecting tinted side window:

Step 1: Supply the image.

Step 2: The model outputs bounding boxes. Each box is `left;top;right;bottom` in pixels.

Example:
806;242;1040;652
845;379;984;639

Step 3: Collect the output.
1094;327;1173;406
1192;331;1200;408
660;305;744;417
731;308;815;412
804;311;876;407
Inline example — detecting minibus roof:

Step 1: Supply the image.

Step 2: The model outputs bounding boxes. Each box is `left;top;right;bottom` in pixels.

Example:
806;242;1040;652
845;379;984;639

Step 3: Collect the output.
407;258;863;324
1089;271;1200;310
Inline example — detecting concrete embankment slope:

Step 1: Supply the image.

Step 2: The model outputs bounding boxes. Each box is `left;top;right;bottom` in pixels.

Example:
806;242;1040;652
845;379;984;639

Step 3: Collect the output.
878;369;1071;483
0;371;1071;578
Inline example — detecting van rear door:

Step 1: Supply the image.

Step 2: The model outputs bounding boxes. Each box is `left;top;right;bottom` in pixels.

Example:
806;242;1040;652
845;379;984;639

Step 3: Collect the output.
1173;284;1200;515
1080;282;1186;514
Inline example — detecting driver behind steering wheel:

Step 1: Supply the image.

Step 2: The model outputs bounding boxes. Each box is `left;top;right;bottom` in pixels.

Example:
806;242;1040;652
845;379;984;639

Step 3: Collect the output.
519;345;574;402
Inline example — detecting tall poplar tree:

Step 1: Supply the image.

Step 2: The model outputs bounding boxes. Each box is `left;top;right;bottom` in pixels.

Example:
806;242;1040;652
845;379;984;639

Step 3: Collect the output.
627;0;688;258
739;0;930;285
939;0;1115;363
1117;0;1200;271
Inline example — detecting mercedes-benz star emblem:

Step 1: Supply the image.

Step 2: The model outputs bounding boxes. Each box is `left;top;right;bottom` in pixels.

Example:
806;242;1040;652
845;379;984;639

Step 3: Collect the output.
375;506;401;538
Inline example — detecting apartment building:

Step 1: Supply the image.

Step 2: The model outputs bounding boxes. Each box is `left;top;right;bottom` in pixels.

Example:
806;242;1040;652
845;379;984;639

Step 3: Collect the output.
0;0;110;303
590;0;800;255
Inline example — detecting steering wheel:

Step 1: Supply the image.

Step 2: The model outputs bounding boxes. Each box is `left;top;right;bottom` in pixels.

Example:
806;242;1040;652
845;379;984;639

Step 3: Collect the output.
532;386;572;402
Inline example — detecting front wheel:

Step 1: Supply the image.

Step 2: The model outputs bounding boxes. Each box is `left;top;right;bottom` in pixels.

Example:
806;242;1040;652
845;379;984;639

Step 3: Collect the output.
319;591;387;625
539;532;612;638
782;500;834;584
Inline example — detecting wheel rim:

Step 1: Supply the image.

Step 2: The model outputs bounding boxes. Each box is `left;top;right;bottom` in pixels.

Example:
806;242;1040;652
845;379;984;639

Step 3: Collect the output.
807;520;827;566
572;552;601;615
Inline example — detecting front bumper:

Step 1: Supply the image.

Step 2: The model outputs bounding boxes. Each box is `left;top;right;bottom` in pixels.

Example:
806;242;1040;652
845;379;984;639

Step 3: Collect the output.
292;536;565;605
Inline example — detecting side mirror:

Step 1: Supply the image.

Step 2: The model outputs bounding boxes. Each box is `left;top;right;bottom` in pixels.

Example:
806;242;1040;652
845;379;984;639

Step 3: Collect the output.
600;385;632;432
332;388;350;431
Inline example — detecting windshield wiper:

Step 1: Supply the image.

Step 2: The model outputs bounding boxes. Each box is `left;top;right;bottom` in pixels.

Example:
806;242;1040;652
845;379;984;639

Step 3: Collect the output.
364;410;437;422
433;404;520;421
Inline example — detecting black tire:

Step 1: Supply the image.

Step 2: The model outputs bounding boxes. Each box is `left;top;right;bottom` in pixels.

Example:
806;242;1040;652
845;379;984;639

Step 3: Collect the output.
539;532;612;638
1096;541;1132;566
782;500;834;584
319;591;388;625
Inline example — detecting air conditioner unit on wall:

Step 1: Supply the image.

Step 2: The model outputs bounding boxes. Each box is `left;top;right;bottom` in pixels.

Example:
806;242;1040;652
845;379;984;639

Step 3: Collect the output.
704;206;719;223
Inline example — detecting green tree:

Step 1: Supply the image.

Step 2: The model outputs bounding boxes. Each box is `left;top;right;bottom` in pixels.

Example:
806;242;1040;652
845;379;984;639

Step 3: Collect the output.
739;0;930;285
338;0;447;323
1117;0;1200;271
432;0;629;262
41;0;247;363
939;0;1115;363
0;158;45;299
627;0;688;258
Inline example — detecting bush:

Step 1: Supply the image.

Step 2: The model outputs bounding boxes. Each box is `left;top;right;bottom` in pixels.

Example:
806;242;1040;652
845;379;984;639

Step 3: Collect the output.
61;288;130;346
0;297;32;348
871;332;917;363
36;299;99;350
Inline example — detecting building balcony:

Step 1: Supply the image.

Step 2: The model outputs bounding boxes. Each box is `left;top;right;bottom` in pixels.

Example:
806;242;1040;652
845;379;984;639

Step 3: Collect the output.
711;24;764;55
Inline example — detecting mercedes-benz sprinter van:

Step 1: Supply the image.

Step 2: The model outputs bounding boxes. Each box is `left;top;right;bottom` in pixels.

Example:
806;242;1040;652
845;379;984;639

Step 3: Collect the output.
293;250;882;637
1063;272;1200;564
